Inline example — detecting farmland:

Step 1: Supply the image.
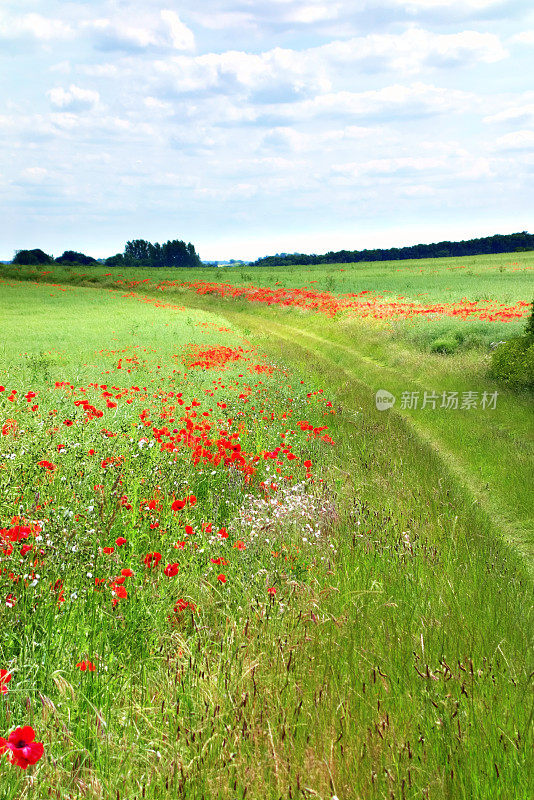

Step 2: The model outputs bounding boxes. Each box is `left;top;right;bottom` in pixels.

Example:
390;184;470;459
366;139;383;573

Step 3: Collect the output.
0;253;532;799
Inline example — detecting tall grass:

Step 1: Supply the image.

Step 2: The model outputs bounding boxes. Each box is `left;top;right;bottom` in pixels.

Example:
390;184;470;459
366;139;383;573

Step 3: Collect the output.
0;271;531;799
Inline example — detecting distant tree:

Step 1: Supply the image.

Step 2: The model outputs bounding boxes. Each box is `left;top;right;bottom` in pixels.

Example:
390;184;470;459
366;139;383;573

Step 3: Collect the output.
13;249;53;265
105;254;125;267
120;238;201;268
55;250;98;265
124;239;152;266
251;232;534;268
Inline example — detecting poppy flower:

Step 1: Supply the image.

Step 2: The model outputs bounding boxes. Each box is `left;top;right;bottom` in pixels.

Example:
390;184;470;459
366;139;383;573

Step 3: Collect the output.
164;563;179;577
37;460;56;472
217;574;227;584
121;568;134;577
143;552;161;567
0;726;44;769
103;547;114;555
267;587;277;596
0;670;12;695
115;537;127;546
76;660;96;672
173;598;196;613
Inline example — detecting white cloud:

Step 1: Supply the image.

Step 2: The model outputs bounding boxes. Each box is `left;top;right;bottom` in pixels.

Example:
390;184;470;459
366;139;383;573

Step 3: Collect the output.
319;28;507;73
272;83;474;123
401;185;437;196
160;10;195;51
47;84;100;111
493;130;534;150
82;10;195;52
144;96;174;113
83;18;160;50
484;103;534;124
333;156;449;178
289;4;341;23
397;0;505;12
510;30;534;45
0;11;73;41
144;27;506;111
21;167;48;182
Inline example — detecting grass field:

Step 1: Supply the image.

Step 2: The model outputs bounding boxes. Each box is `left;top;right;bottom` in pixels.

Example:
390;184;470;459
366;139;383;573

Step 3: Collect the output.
0;255;532;799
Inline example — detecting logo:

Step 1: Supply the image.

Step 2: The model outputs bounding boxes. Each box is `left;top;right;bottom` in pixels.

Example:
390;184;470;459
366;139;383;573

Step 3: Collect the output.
375;390;396;411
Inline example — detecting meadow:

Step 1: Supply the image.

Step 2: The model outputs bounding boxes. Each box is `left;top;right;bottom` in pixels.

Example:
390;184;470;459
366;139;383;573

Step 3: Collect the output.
0;253;532;799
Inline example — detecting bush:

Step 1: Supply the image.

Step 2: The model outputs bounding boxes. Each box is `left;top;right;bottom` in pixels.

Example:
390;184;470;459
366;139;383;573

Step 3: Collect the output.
488;337;534;390
55;251;97;266
13;248;53;265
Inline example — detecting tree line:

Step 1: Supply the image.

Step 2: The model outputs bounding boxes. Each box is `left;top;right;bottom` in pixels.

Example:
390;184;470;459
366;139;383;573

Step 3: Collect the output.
251;232;534;267
12;238;202;269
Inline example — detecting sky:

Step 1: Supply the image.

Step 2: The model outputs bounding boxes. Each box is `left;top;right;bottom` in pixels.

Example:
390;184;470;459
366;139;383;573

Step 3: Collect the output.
1;0;533;262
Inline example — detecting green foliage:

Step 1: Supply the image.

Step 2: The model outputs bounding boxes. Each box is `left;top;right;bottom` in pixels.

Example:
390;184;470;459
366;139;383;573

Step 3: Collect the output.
13;248;53;265
253;231;534;267
55;250;98;266
123;238;201;268
489;336;534;390
104;252;125;267
488;299;534;390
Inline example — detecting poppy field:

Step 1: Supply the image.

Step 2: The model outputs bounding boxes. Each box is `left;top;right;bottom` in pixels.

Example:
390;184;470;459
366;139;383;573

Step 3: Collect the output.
0;263;532;799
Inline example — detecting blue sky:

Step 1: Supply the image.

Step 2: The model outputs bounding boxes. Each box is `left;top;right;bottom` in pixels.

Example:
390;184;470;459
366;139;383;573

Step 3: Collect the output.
1;0;533;261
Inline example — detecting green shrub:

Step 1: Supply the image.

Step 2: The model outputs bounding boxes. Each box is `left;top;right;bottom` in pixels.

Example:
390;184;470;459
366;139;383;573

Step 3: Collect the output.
430;337;459;355
489;337;534;390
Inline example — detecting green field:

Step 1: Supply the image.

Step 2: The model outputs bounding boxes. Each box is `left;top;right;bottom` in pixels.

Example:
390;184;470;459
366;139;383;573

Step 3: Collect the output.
0;255;532;799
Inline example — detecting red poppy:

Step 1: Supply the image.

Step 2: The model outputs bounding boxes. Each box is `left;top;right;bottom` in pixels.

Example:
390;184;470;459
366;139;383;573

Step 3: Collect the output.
121;568;134;577
0;670;12;695
37;460;56;472
103;547;114;555
217;574;227;584
164;563;179;577
76;660;96;672
267;587;277;596
0;726;44;769
143;552;161;567
115;537;127;546
173;598;196;613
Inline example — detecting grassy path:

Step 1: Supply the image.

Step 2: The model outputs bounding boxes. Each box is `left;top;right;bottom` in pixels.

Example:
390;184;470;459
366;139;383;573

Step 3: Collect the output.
220;310;534;570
